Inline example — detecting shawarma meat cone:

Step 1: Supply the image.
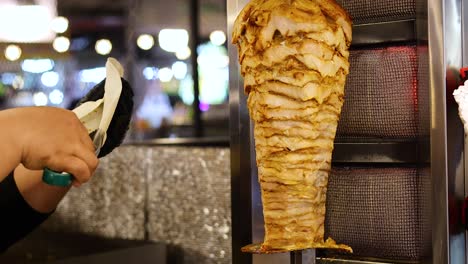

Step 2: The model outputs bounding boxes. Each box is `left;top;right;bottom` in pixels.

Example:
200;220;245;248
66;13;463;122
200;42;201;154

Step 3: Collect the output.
232;0;353;253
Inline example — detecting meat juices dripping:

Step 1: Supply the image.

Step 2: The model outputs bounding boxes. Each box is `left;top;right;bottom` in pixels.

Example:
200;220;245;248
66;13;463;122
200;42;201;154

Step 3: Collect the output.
232;0;353;253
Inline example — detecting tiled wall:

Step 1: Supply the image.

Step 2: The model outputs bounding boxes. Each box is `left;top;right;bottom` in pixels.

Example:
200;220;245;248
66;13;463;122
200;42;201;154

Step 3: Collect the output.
42;145;231;264
147;147;231;264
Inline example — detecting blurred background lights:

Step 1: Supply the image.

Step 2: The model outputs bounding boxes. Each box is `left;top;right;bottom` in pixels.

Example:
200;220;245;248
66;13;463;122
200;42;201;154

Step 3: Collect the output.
175;47;191;60
70;37;90;52
1;73;16;85
158;67;173;83
209;30;226;46
51;16;69;34
41;71;59;87
33;92;48;106
12;75;24;90
4;45;21;61
49;89;64;104
172;61;187;80
197;43;229;105
200;102;210;112
95;39;112;55
0;4;55;43
158;29;189;53
197;41;229;68
179;77;194;105
53;36;70;53
79;67;106;83
143;67;158;80
21;59;54;73
137;34;155;50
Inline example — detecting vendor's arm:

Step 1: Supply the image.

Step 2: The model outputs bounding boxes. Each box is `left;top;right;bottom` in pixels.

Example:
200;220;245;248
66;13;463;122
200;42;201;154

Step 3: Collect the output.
0;107;98;185
0;107;98;251
14;165;70;213
0;172;53;252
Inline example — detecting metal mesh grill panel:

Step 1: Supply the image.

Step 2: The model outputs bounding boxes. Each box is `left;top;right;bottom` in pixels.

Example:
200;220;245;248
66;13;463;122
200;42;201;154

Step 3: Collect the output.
324;167;431;261
336;0;416;25
337;46;420;139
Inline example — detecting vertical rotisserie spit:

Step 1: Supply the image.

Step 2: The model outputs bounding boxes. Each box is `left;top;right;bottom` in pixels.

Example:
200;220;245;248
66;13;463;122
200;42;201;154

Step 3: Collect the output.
232;0;353;253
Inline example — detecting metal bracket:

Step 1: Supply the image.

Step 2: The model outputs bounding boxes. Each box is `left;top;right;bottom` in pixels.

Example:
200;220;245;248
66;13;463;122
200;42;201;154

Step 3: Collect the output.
290;250;316;264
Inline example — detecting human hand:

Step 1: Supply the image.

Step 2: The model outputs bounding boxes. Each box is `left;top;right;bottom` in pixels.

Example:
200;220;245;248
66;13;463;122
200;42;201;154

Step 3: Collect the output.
12;107;99;187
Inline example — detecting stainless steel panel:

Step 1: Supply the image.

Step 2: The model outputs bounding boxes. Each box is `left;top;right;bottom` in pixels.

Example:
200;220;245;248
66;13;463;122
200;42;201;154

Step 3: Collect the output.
427;0;448;261
428;0;465;263
464;1;468;263
445;0;465;263
352;20;416;46
332;142;428;164
228;0;253;263
427;0;447;262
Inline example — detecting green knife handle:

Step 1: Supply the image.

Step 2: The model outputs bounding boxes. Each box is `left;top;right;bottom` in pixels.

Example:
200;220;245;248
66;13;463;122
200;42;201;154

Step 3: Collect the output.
42;168;73;187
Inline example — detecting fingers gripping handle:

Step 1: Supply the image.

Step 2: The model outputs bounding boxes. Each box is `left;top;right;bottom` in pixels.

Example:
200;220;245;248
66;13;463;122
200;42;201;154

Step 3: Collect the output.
42;168;73;187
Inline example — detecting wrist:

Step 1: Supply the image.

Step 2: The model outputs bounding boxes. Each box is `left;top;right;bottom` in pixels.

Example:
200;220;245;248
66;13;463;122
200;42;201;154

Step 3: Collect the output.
14;165;70;214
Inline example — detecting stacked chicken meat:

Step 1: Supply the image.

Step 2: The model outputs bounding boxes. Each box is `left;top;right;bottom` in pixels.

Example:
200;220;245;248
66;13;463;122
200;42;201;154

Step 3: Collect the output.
232;0;353;253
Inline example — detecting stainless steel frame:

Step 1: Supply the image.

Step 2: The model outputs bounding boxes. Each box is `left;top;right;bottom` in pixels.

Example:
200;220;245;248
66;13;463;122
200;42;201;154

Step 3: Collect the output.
352;20;416;46
464;0;468;263
333;142;429;164
428;0;465;263
228;0;467;263
228;1;253;263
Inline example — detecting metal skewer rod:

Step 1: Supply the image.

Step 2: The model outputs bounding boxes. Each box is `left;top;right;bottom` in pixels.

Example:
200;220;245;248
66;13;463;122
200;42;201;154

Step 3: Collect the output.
290;249;316;264
290;250;303;264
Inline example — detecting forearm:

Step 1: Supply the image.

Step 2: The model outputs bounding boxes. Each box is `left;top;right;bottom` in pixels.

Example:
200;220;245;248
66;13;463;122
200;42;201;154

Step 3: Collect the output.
14;165;70;213
0;172;51;252
0;109;23;181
